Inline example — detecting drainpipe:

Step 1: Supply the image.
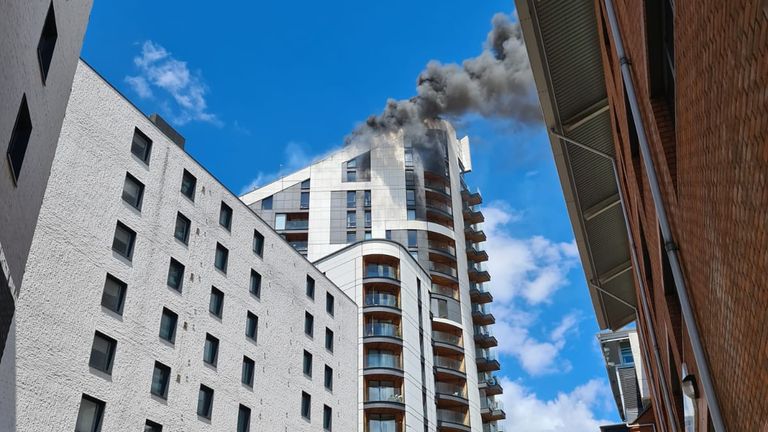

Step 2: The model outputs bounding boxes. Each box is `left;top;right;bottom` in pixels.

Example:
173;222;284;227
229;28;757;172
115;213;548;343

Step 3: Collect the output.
602;1;726;431
550;129;675;432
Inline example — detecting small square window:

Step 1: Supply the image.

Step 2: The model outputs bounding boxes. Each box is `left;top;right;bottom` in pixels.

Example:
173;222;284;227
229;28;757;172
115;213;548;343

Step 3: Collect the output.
306;276;315;300
89;331;117;374
144;419;163;432
174;212;191;244
303;350;313;377
300;191;310;209
219;202;233;231
304;312;314;338
197;385;214;419
112;221;136;260
364;231;372;240
301;179;311;189
346;170;357;182
324;365;333;391
214;243;229;273
250;270;261;298
347;191;356;208
166;258;185;292
407;230;418;248
121;173;144;210
253;230;265;256
347;211;356;228
346;231;356;243
101;274;127;315
407;209;416;220
364;190;372;207
6;95;32;184
209;286;224;318
326;293;334;316
323;405;332;431
150;361;171;399
246;312;258;341
301;391;311;420
203;333;219;367
325;328;334;352
261;196;273;210
237;404;251;432
159;307;178;344
242;356;255;387
36;2;57;84
75;394;105;432
180;169;197;201
131;128;152;165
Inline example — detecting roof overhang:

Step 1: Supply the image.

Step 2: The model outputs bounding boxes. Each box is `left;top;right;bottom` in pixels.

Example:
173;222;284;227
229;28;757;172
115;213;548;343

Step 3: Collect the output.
515;0;635;330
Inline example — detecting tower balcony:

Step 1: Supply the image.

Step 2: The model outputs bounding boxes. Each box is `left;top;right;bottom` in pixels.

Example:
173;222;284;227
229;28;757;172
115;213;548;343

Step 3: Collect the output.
472;303;495;326
474;326;498;348
478;372;504;396
436;408;471;432
466;242;489;262
480;399;506;422
468;262;490;283
462;204;484;224
465;223;487;242
461;188;482;206
469;283;493;304
476;348;501;372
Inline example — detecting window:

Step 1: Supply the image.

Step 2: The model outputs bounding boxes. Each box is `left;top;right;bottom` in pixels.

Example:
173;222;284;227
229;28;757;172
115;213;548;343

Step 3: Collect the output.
197;385;214;419
405;171;416;187
261;195;273;210
174;212;191;244
347;158;357;169
326;293;334;316
121;173;144;210
219;202;233;230
306;275;315;299
89;331;117;374
406;189;416;206
364;190;372;207
620;343;634;365
407;230;418;248
346;169;357;182
166;258;185;292
404;148;414;167
323;405;332;431
246;312;258;341
347;211;356;228
385;230;392;240
150;361;171;399
253;230;265;256
324;365;333;391
75;394;105;432
303;350;313;377
237;405;251;432
131;128;152;165
214;243;229;273
646;0;676;123
301;179;311;189
275;214;286;230
364;211;372;228
36;2;57;83
347;191;356;208
209;286;224;318
159;307;178;344
368;414;397;432
325;328;334;352
112;221;136;260
203;333;219;367
407;209;416;220
304;312;314;338
180;169;196;201
300;191;310;209
364;231;372;240
346;231;356;243
250;270;261;298
101;274;127;315
301;391;311;420
242;356;255;387
144;420;163;432
6;95;32;183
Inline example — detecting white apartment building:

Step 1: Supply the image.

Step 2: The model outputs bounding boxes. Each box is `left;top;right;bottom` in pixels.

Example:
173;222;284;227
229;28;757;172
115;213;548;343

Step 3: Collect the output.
598;328;650;424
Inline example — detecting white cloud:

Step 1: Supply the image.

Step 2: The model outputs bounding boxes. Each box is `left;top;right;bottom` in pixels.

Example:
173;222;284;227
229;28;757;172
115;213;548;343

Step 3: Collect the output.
125;40;220;126
499;377;614;432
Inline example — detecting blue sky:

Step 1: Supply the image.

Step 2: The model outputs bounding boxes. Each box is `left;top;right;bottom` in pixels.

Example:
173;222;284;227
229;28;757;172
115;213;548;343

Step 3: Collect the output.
82;1;619;429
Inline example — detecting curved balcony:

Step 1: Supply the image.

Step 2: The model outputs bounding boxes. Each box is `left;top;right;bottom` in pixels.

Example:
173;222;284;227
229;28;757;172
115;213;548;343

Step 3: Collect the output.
429;262;459;284
483;422;503;432
364;291;401;316
364;322;402;345
472;304;496;326
436;408;471;432
461;188;482;206
465;223;487;242
364;352;404;379
364;263;400;287
466;242;489;263
462;204;484;224
476;348;501;372
365;385;405;413
434;355;466;380
470;283;493;304
426;200;455;229
478;372;503;396
435;382;469;407
428;240;457;260
474;326;498;348
365;413;404;432
432;329;464;355
468;263;491;283
425;179;452;200
431;283;459;300
481;399;506;422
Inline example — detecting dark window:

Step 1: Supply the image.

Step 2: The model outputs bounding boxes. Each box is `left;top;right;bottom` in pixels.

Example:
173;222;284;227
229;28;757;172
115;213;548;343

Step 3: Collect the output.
323;405;332;431
253;230;265;256
180;169;196;201
407;230;418;248
101;274;127;315
646;0;676;123
159;307;178;344
219;202;233;230
144;419;163;432
301;179;311;189
364;190;372;207
209;286;224;318
346;170;357;182
197;385;214;419
347;191;356;208
261;196;273;210
121;173;144;210
325;328;334;352
6;95;32;183
89;331;117;374
75;394;105;432
306;276;315;299
250;270;261;298
131;128;152;165
245;312;258;341
203;333;219;367
326;293;334;316
364;211;372;228
214;243;228;273
112;221;136;260
406;189;416;206
36;2;58;83
405;171;416;187
303;350;313;377
237;404;251;432
174;212;191;244
346;211;356;228
150;361;171;399
166;258;185;291
404;148;414;167
242;356;255;387
364;231;372;240
385;230;392;240
301;391;311;420
346;231;356;243
324;365;333;391
304;312;314;338
300;191;310;209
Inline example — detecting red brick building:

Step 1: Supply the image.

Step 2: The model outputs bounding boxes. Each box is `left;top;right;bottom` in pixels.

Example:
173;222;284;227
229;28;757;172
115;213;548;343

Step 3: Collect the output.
516;1;767;431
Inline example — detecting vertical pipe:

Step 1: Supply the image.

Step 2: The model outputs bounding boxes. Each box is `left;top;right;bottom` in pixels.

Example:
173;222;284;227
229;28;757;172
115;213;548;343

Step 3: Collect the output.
602;1;726;431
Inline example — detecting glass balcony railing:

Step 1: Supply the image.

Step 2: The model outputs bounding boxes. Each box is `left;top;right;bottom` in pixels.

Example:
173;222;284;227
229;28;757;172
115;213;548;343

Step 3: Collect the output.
474;325;493;338
434;356;463;371
365;292;399;308
483;422;502;432
432;330;462;347
435;382;467;398
478;372;499;386
437;409;468;425
481;399;504;412
470;283;489;293
467;222;484;232
365;264;398;280
431;284;459;299
365;354;402;369
469;262;488;272
365;322;401;338
424;180;451;196
427;241;456;256
472;303;491;315
367;387;404;403
284;219;309;230
429;262;458;278
476;348;497;362
426;200;453;216
467;242;485;252
289;241;308;251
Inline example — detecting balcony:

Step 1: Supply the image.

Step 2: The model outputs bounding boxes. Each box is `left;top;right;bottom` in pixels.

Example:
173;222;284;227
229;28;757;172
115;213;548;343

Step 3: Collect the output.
434;355;466;380
425;179;452;198
466;241;489;262
288;240;308;253
478;372;503;396
275;213;309;231
468;262;491;283
481;399;506;422
364;353;404;378
365;263;399;280
365;322;401;339
469;283;493;304
461;187;482;206
429;261;459;283
462;204;484;224
431;283;459;300
465;223;487;242
365;384;405;412
476;349;501;372
435;382;469;406
364;291;401;315
483;423;503;432
432;329;464;355
472;304;496;326
436;408;471;432
474;326;498;348
428;240;457;259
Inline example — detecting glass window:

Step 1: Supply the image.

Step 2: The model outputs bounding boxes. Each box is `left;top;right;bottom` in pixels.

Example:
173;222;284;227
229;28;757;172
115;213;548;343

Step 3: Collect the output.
122;173;144;210
407;230;418;248
364;231;372;240
620;344;634;364
131;128;152;165
306;276;315;299
347;158;357;169
368;414;397;432
325;328;334;352
323;405;332;431
242;356;255;387
407;209;416;220
36;2;57;81
101;274;126;315
364;190;372;207
159;308;178;344
174;212;191;244
219;202;233;230
250;270;261;298
300;191;310;209
253;230;265;256
150;361;171;399
261;195;273;210
246;312;258;341
364;211;372;228
275;214;286;230
326;293;334;316
209;286;224;318
203;334;219;366
347;231;356;243
304;312;314;337
75;394;105;432
180;169;196;201
301;391;311;420
347;211;356;228
347;191;356;208
385;230;392;240
303;350;313;377
301;179;311;189
6;95;32;183
214;243;228;273
166;258;184;291
406;189;416;206
346;170;357;182
404;149;414;167
197;385;214;419
237;405;251;432
324;365;333;391
89;331;117;374
144;419;163;432
112;221;136;259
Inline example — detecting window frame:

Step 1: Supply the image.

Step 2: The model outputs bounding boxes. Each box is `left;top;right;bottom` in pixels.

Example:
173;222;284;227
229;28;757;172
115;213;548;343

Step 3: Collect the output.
304;311;314;338
174;212;191;245
121;172;145;211
6;94;33;185
253;230;265;256
159;307;178;344
203;333;220;367
214;243;229;274
261;195;273;210
88;331;117;375
303;350;313;377
301;391;311;420
219;202;233;231
197;384;214;419
112;221;136;260
250;269;262;298
306;275;315;300
150;361;171;399
101;273;127;315
323;405;333;431
242;356;255;387
324;365;333;391
75;394;105;432
325;328;334;353
130;128;152;165
180;169;197;201
166;258;185;292
209;286;224;318
237;404;251;432
326;293;334;316
36;1;58;84
245;311;258;342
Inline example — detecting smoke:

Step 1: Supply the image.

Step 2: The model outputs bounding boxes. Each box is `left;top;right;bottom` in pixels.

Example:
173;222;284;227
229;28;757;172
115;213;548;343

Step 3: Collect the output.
356;13;540;140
